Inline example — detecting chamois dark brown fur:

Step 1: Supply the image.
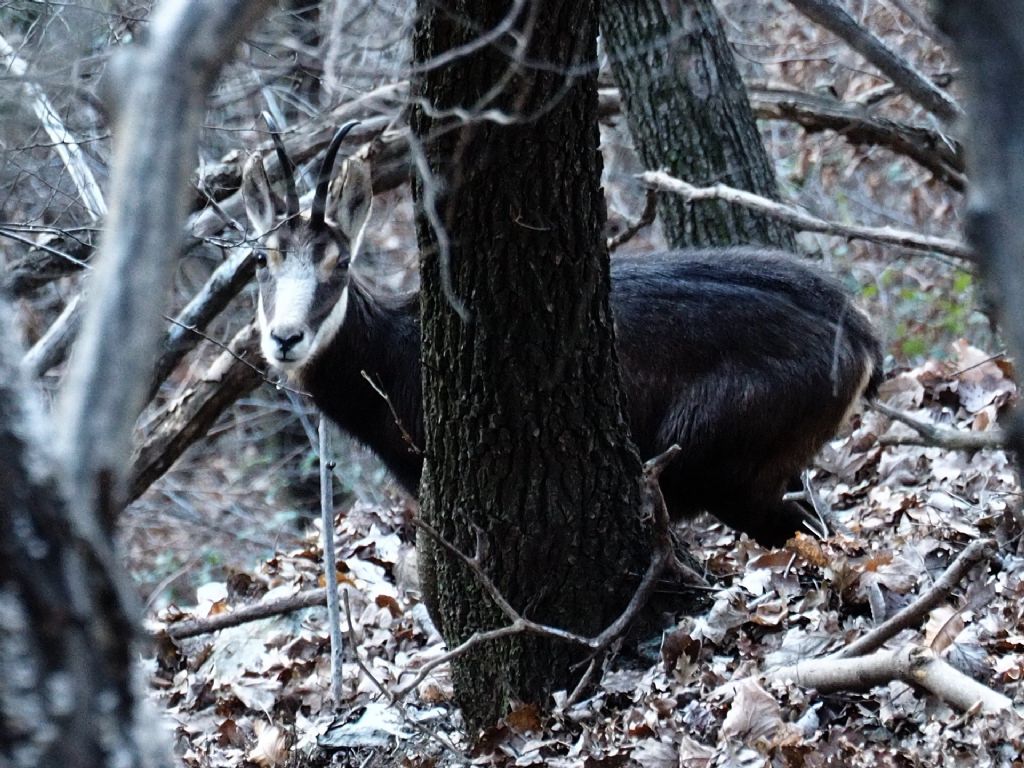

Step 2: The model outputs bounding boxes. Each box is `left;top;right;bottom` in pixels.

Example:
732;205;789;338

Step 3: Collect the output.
244;123;881;547
300;251;878;546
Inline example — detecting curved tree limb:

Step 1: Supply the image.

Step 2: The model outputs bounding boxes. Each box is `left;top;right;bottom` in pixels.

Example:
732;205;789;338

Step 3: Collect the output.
785;0;963;125
834;538;996;659
873;401;1005;450
128;323;264;504
770;645;1011;713
749;87;965;190
639;170;972;259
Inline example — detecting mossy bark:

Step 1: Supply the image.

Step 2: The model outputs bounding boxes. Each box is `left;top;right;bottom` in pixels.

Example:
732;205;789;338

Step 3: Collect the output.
411;0;646;731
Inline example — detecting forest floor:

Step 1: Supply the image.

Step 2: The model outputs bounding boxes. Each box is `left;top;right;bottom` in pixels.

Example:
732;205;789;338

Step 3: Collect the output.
135;340;1024;767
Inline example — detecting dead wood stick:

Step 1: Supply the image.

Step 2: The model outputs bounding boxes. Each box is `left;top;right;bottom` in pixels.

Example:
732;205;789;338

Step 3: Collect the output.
833;538;995;659
640;171;971;260
127;323;264;503
873;401;1005;450
162;587;327;640
784;0;963;125
748;87;965;190
148;247;255;399
771;644;1010;713
21;293;83;377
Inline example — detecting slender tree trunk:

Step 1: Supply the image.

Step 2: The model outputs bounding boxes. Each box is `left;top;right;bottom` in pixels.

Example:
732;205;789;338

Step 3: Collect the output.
935;1;1024;455
0;299;170;768
0;2;273;765
601;0;797;249
412;0;647;730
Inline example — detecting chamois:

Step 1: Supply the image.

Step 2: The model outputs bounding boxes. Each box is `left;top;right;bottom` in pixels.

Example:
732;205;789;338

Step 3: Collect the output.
242;123;881;546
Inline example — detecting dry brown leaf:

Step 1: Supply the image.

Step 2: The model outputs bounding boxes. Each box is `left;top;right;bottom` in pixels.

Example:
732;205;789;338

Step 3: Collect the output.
504;702;543;733
720;678;783;742
924;604;966;654
630;738;676;768
247;722;288;768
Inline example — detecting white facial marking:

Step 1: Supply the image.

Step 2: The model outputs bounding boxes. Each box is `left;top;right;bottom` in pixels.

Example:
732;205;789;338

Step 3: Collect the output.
306;285;350;364
261;260;318;370
841;353;876;424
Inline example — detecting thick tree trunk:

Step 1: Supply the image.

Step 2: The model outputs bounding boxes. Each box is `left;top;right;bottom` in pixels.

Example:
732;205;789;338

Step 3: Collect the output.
412;0;647;730
601;0;797;249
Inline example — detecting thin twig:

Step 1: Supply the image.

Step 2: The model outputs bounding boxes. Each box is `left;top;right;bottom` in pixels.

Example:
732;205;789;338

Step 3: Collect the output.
162;315;308;396
0;226;94;271
320;417;345;706
360;370;422;453
342;592;463;758
607;189;658;252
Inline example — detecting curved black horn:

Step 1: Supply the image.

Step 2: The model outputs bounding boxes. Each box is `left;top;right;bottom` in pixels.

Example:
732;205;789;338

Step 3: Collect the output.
310;120;360;230
261;111;300;222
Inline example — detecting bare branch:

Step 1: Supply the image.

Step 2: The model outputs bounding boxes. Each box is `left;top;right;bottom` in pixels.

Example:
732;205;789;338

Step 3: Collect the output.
607;188;658;252
785;0;963;125
319;416;345;706
21;294;83;378
770;645;1010;713
127;323;264;504
361;369;422;453
873;401;1005;450
148;247;255;399
639;171;972;259
0;32;107;219
749;87;965;190
58;0;277;525
162;587;329;641
834;538;996;659
400;445;708;702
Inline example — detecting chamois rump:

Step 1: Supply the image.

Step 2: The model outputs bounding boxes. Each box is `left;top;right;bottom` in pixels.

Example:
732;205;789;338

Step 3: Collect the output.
242;123;881;547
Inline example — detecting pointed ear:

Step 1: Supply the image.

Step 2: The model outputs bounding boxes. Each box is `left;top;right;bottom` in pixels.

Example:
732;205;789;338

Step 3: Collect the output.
327;158;373;259
241;153;280;236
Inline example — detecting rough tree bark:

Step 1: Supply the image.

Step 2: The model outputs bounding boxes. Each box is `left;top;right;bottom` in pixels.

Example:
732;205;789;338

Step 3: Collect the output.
601;0;797;249
412;0;647;729
935;2;1024;456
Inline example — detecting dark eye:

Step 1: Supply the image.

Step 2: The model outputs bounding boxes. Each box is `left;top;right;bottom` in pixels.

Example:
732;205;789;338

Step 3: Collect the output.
336;256;351;271
254;251;267;268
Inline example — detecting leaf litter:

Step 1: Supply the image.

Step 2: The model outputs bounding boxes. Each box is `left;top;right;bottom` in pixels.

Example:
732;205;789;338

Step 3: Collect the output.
151;342;1024;766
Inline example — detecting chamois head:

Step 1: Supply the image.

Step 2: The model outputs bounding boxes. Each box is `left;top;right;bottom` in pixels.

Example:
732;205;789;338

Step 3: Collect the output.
242;120;372;373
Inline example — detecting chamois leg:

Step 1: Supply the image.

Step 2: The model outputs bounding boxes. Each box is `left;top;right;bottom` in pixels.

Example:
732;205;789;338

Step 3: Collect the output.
709;492;816;547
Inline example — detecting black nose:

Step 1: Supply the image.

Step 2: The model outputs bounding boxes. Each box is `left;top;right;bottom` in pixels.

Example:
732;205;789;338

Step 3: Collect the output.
271;329;305;354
